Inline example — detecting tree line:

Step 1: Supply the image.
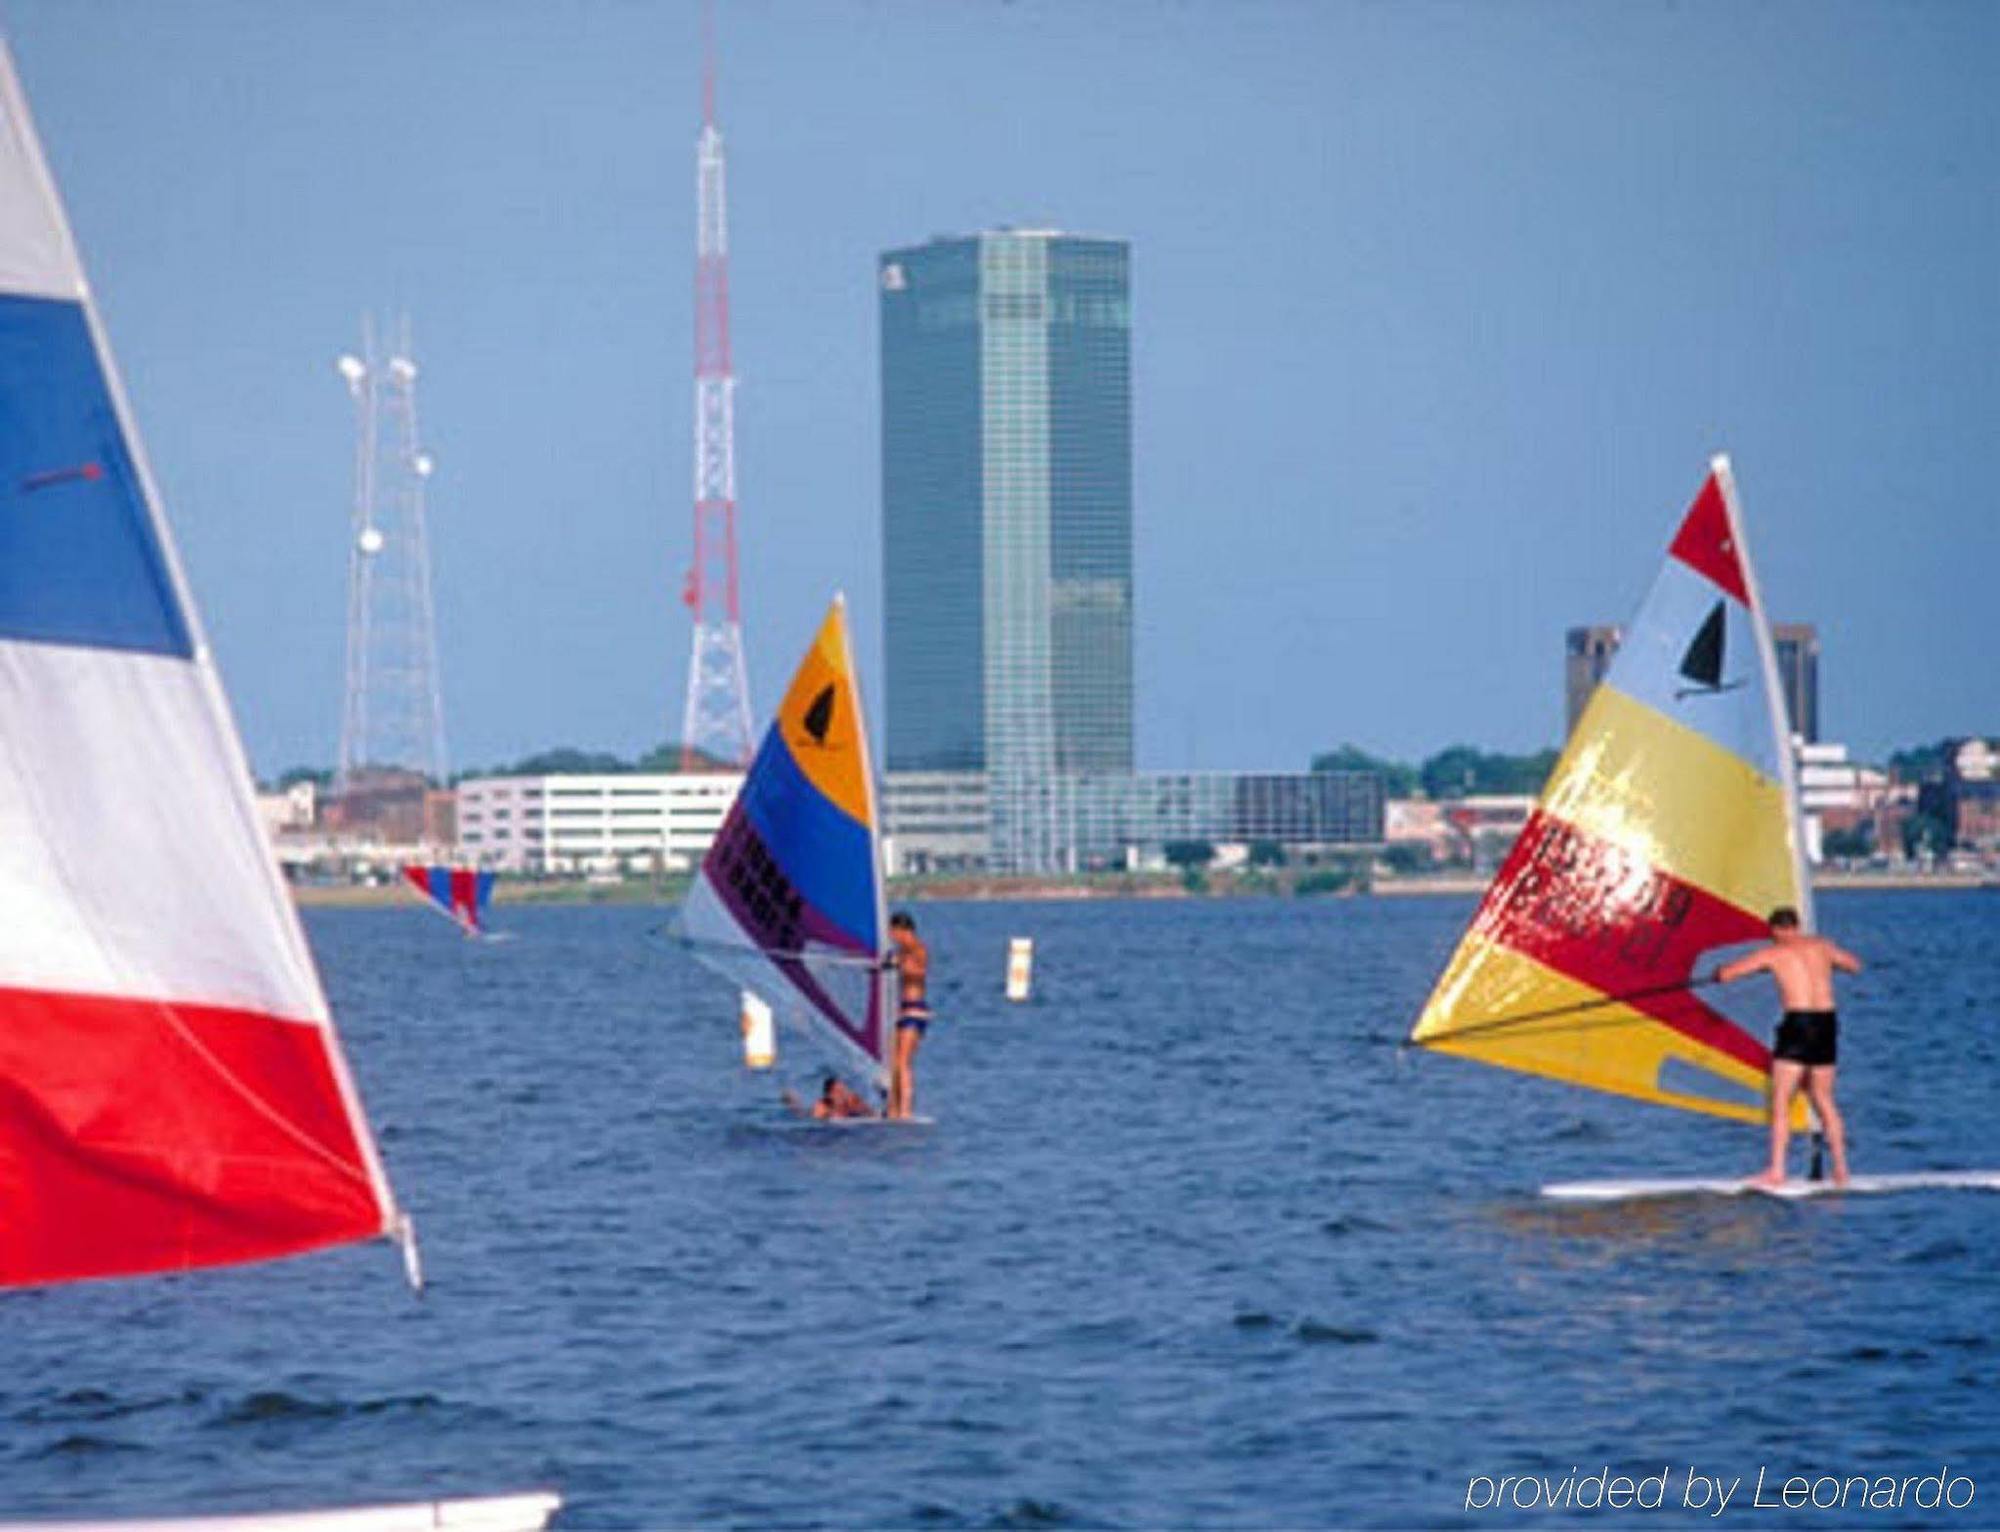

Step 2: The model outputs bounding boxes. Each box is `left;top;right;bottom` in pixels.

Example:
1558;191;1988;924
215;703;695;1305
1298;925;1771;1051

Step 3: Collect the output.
1310;743;1559;800
1312;737;1977;802
271;742;726;791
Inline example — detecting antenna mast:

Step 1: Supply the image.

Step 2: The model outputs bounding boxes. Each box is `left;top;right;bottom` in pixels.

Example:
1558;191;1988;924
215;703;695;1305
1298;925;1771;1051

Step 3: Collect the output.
336;314;447;795
679;1;754;768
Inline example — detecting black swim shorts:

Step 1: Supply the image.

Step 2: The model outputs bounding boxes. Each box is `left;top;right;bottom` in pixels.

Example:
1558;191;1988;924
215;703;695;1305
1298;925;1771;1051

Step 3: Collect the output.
1773;1009;1837;1066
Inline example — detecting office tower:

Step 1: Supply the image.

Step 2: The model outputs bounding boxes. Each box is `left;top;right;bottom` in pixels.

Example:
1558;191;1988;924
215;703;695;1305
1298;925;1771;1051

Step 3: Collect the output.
880;230;1132;867
1772;623;1820;743
1564;625;1622;737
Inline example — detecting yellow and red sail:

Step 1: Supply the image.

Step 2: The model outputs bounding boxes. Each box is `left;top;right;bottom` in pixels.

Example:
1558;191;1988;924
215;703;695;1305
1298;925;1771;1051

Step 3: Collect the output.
1408;459;1812;1124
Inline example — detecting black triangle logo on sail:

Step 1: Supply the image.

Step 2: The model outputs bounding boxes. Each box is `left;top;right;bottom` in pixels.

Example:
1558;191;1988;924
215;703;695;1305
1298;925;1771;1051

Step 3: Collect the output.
1674;600;1744;699
801;683;836;746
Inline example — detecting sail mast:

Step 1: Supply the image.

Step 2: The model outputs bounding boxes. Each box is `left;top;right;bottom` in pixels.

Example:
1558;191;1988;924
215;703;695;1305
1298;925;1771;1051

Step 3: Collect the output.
1708;454;1815;932
833;591;896;1060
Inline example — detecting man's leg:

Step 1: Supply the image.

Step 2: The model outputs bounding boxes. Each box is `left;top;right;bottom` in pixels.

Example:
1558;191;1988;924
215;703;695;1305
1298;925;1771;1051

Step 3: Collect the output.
1754;1060;1804;1185
1803;1066;1849;1186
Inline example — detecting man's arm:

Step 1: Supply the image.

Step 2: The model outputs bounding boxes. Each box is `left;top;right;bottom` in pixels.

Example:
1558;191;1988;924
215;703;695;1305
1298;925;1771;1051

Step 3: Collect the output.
1714;948;1773;984
1827;940;1863;975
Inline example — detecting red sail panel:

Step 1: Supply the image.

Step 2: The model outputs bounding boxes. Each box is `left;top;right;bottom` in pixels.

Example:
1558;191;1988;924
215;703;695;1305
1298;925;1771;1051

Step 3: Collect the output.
1667;472;1751;605
0;987;384;1287
1469;810;1771;1073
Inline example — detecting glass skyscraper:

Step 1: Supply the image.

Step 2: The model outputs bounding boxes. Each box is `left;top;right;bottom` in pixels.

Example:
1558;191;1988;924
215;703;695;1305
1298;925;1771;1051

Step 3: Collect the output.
880;230;1133;868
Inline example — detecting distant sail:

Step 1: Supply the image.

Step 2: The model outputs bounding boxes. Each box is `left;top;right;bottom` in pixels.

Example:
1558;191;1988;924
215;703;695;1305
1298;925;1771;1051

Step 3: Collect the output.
403;863;496;936
1408;459;1811;1124
0;44;402;1286
680;597;894;1094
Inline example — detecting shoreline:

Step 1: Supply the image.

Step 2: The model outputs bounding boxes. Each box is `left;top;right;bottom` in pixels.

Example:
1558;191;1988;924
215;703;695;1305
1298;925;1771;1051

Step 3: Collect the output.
291;868;1994;909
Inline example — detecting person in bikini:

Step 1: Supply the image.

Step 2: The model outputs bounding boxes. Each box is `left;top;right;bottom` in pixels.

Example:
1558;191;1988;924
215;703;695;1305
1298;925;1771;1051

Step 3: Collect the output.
885;911;931;1119
1714;906;1862;1187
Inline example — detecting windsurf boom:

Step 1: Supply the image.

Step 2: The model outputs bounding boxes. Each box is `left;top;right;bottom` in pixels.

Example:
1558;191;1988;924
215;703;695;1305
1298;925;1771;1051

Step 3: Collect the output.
1407;459;1812;1127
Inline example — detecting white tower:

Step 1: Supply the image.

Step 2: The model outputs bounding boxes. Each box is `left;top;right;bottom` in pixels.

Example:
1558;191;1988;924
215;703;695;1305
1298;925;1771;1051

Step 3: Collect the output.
336;314;446;794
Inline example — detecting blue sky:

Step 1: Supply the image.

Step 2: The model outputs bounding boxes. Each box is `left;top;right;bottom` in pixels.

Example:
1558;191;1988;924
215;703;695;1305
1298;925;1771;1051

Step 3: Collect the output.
8;1;1995;776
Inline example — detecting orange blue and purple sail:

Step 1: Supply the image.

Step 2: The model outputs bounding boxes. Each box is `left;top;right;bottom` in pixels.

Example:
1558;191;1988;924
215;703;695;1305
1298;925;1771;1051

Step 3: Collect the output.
680;597;894;1093
1408;458;1812;1124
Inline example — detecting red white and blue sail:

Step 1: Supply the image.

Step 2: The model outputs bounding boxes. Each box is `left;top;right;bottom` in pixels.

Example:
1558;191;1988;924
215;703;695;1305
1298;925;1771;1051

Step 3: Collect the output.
681;597;894;1094
0;44;403;1287
1409;459;1813;1124
403;864;496;936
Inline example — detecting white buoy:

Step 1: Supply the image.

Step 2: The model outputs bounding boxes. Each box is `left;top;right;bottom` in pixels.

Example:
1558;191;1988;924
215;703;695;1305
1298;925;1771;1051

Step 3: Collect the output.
1005;937;1033;1002
741;991;775;1069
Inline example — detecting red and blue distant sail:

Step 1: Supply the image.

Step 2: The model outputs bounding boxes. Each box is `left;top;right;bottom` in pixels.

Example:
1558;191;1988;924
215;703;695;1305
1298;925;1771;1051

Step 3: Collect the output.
0;45;403;1287
681;598;894;1094
403;864;496;936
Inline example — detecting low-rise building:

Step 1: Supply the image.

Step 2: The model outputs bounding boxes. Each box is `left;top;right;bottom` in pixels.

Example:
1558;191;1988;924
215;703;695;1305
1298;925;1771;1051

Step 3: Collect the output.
457;773;742;873
1386;795;1536;869
1794;740;1891;862
886;769;1386;874
255;779;318;836
883;772;989;876
1923;738;2000;854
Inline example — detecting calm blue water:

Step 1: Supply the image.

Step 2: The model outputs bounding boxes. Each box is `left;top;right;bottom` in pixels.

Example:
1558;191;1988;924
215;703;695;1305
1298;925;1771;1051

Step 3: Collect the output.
4;893;1997;1528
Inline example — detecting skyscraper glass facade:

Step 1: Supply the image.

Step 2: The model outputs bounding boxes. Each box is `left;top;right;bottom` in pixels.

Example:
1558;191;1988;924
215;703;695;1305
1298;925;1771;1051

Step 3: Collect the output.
1772;623;1820;744
881;231;1133;869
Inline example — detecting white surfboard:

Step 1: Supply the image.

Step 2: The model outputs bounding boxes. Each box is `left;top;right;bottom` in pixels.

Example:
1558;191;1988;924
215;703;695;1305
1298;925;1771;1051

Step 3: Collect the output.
802;1114;936;1129
11;1492;563;1531
1541;1170;2000;1203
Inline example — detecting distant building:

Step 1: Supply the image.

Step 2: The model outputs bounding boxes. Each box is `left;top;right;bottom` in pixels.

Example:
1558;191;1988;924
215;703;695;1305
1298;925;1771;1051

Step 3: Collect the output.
881;228;1132;870
1564;626;1622;736
1386;795;1536;869
882;772;990;876
321;767;433;846
884;769;1383;874
1794;741;1890;862
1920;738;2000;853
1056;771;1383;870
1772;624;1820;744
255;779;318;837
456;773;741;873
1567;620;1819;741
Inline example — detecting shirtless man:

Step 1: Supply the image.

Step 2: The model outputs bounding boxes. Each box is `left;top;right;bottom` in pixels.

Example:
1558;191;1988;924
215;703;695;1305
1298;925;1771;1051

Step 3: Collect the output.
885;911;930;1120
1714;907;1862;1187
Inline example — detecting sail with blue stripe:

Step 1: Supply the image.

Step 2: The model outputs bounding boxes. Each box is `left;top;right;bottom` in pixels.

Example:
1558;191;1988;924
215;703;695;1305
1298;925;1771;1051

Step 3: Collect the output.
680;596;894;1095
0;40;406;1288
402;863;497;937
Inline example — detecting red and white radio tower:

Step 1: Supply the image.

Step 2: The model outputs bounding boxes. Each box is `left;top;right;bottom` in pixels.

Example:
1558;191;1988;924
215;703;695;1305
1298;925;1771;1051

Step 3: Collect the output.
678;10;754;769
